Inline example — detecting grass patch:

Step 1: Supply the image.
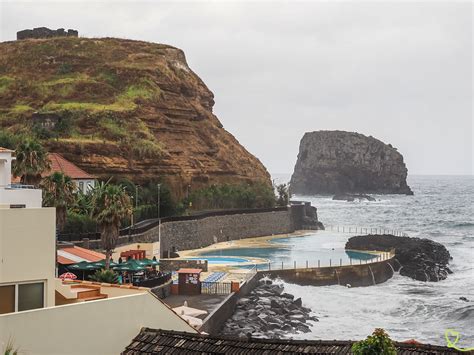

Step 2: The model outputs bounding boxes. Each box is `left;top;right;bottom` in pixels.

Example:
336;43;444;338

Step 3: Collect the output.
10;104;34;114
0;76;14;94
42;100;136;112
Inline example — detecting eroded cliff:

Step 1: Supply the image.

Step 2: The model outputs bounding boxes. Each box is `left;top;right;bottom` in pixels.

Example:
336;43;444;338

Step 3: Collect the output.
0;37;271;197
290;131;412;195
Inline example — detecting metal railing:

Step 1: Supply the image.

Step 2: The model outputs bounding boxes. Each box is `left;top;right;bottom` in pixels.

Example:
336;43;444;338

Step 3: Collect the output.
259;250;395;272
201;281;232;295
325;225;408;237
133;272;172;288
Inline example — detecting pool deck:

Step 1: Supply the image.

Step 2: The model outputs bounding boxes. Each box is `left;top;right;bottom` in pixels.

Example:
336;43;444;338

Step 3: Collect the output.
176;230;316;270
178;230;313;258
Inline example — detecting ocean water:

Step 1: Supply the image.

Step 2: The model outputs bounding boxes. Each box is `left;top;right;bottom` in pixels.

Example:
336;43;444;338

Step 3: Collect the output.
272;174;474;346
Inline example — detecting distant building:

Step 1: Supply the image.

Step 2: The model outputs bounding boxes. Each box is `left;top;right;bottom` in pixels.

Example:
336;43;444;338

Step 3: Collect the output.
17;27;78;40
45;153;96;194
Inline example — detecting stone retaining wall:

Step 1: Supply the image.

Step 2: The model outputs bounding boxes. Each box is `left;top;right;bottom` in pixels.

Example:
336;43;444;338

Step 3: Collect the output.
200;273;260;335
135;209;295;257
258;259;396;287
76;204;322;256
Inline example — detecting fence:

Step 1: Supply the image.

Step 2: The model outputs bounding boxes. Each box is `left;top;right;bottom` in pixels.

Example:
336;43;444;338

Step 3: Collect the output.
201;281;232;295
326;225;408;237
258;250;395;272
133;272;172;288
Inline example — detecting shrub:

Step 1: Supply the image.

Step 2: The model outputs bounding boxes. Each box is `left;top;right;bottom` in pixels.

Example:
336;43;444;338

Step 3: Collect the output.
57;63;73;75
352;328;397;355
189;183;275;211
89;269;118;284
62;212;97;235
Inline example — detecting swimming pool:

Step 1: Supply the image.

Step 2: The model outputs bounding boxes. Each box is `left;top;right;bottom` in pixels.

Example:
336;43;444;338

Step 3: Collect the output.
198;232;378;269
185;256;252;264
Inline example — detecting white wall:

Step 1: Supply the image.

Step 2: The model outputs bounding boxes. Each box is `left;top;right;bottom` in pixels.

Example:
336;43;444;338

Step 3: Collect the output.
0;208;56;307
0;292;197;355
0;188;42;208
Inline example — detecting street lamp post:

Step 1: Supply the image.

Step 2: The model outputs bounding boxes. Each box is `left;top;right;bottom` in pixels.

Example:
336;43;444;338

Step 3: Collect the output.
157;183;161;219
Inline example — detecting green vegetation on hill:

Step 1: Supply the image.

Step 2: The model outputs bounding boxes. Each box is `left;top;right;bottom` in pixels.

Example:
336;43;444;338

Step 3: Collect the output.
0;37;165;159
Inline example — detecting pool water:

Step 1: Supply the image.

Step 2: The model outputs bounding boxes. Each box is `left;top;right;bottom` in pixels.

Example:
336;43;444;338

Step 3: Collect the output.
185;256;250;264
199;231;378;269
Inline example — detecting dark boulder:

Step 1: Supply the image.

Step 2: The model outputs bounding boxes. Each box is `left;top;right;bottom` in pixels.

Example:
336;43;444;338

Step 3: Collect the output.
346;234;451;282
333;194;376;202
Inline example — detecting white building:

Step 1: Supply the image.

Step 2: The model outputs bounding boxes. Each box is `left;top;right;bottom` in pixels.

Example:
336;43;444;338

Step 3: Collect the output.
45;153;96;194
0;147;42;208
0;147;196;354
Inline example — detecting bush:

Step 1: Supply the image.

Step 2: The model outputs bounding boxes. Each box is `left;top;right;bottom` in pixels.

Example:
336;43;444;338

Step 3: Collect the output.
352;328;397;355
189;183;275;211
89;269;118;284
62;212;97;235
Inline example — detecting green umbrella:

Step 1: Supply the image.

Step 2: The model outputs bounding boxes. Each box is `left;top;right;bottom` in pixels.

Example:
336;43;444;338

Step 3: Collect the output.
67;261;100;271
90;259;118;268
112;259;146;272
137;258;160;267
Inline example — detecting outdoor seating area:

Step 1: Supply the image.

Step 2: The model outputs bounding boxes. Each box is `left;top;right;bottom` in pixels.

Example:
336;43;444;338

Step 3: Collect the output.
65;258;171;288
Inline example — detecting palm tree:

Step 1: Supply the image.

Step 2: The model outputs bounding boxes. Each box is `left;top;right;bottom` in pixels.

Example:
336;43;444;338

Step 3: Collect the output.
12;139;50;186
41;172;76;232
90;181;132;269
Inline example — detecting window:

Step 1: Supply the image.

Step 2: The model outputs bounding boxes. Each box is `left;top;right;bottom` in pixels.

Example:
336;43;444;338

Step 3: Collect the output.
0;285;15;314
18;283;44;311
0;282;45;314
79;181;84;192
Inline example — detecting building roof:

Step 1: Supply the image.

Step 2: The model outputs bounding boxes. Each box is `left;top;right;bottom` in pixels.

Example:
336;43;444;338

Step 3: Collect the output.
177;268;203;274
57;246;106;265
0;147;14;153
122;328;463;355
45;153;94;180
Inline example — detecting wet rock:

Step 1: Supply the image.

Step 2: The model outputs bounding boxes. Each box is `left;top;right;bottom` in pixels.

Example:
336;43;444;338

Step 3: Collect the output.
221;279;317;338
293;297;303;307
333;194;376;202
346;234;451;282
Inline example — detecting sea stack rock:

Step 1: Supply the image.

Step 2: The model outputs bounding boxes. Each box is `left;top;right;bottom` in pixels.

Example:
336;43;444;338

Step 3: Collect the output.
290;131;413;195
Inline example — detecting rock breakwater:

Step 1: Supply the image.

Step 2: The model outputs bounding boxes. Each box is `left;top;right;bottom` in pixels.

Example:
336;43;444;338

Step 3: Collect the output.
220;279;317;338
346;234;452;282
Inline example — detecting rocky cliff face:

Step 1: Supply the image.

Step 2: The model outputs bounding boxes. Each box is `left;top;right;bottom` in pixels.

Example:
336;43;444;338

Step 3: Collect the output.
290;131;412;195
0;37;271;197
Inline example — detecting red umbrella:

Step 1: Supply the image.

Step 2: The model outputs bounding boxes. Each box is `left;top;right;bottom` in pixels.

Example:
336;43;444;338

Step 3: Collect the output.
59;272;77;280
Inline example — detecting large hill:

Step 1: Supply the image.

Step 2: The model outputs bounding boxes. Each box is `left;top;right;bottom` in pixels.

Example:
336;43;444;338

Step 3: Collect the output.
0;36;270;197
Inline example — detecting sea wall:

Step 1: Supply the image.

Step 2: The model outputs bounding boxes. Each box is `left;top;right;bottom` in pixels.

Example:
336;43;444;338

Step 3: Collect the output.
258;259;395;287
200;273;260;335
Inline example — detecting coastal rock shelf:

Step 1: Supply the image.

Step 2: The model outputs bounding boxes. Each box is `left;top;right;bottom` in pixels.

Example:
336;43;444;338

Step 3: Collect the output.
346;235;452;282
290;131;413;195
220;279;317;338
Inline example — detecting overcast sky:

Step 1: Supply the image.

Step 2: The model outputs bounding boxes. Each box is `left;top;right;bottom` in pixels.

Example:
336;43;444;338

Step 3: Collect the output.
1;1;472;175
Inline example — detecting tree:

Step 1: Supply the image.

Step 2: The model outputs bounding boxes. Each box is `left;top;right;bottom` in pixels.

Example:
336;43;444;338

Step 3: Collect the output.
41;172;76;232
90;181;132;269
89;269;119;283
352;328;397;355
276;183;291;207
12;139;50;186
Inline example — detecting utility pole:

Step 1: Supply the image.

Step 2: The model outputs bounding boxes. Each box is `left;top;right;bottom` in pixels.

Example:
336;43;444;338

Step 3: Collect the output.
157;183;161;219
